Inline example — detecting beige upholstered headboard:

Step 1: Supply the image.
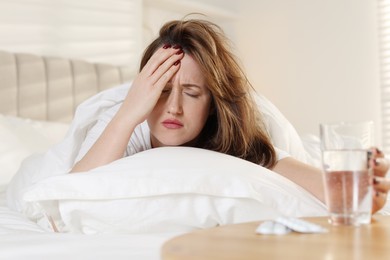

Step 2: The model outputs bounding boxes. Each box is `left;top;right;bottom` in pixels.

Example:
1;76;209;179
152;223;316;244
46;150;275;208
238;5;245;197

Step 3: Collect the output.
0;51;135;123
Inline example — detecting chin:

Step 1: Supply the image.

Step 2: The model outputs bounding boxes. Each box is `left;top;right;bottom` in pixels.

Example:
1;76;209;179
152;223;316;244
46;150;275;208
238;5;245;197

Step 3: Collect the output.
151;132;196;147
162;139;198;148
155;138;187;147
164;141;187;146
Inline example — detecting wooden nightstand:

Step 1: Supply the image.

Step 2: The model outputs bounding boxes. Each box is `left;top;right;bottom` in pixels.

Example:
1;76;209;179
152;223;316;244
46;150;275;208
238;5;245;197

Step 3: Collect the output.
162;216;390;260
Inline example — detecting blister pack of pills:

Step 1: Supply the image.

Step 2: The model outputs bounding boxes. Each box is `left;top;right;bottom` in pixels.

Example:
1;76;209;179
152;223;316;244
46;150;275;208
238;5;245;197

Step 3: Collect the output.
256;217;328;235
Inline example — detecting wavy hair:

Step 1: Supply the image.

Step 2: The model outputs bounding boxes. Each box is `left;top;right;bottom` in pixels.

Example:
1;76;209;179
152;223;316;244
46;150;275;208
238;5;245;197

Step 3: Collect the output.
140;18;276;168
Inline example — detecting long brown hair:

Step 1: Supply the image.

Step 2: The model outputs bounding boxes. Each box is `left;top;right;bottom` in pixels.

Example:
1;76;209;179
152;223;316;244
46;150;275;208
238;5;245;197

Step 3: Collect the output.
140;18;276;168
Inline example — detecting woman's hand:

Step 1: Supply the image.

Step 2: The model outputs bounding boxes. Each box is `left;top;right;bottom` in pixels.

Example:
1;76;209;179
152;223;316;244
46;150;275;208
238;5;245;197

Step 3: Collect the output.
371;148;390;214
118;44;184;126
70;45;184;173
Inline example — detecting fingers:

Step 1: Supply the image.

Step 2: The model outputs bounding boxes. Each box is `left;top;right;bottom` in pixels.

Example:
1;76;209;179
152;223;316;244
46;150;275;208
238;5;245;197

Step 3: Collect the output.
372;190;388;214
374;157;390;177
374;176;390;193
152;60;181;91
372;147;385;158
370;147;389;214
370;147;389;177
148;48;184;88
141;44;173;76
372;176;390;214
142;44;184;80
120;44;184;125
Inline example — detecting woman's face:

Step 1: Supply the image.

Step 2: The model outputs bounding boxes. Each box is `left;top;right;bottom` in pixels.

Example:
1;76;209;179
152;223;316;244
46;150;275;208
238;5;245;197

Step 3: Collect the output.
147;54;211;147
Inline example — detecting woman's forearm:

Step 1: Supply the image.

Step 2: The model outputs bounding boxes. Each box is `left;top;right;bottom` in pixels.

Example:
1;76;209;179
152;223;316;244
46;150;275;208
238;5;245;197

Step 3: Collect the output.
70;112;137;173
272;157;325;202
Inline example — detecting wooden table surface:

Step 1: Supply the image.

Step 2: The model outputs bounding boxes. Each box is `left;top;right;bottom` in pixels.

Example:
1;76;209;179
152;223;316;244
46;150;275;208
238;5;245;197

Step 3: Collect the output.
161;215;390;260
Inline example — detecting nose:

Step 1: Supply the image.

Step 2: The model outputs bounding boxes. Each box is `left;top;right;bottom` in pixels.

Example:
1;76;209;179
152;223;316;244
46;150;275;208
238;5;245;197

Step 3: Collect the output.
167;89;183;115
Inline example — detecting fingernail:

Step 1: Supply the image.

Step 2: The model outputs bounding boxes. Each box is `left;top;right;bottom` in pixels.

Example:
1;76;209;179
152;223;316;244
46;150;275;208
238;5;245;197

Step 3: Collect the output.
163;43;171;49
172;44;181;49
173;60;180;66
176;49;184;55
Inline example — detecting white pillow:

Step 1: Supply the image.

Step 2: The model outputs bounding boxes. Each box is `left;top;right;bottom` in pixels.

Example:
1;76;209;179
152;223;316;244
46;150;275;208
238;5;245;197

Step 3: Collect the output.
300;134;322;168
0;115;69;186
22;147;327;234
254;93;311;163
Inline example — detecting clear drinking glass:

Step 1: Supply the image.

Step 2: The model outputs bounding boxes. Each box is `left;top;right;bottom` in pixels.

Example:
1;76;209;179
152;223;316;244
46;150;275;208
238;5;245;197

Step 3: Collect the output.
320;121;374;226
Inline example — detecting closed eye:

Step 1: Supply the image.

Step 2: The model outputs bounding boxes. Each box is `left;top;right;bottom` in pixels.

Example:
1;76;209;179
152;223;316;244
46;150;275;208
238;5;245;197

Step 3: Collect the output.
182;85;201;98
184;92;199;98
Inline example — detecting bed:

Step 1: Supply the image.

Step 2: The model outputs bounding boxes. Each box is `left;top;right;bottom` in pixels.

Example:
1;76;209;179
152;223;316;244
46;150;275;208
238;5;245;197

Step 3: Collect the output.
0;50;137;183
0;51;178;259
0;50;385;259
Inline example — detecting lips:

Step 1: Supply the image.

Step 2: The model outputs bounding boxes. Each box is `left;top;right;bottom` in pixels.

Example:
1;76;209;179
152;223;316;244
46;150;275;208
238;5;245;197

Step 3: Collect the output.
162;119;184;129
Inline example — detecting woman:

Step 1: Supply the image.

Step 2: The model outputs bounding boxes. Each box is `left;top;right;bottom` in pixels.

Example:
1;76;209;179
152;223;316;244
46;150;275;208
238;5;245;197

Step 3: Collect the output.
71;19;390;213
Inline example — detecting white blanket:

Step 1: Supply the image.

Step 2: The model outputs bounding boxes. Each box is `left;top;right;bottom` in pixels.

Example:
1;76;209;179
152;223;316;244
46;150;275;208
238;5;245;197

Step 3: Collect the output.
0;185;180;260
7;83;131;212
6;83;327;234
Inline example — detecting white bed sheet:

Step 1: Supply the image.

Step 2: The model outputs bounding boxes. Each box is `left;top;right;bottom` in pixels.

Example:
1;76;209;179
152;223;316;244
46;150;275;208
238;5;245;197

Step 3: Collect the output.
0;186;179;260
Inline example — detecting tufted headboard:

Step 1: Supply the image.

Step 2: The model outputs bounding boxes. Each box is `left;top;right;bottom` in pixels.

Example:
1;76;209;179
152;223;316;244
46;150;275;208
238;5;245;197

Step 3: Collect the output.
0;51;135;123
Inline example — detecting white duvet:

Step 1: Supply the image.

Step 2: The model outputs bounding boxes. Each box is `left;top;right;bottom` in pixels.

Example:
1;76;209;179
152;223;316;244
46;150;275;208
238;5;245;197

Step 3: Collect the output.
2;82;390;259
0;186;178;260
4;83;329;235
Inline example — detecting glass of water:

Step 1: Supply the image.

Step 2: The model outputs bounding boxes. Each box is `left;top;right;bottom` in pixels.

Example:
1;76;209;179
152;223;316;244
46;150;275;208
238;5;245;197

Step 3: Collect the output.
320;121;374;226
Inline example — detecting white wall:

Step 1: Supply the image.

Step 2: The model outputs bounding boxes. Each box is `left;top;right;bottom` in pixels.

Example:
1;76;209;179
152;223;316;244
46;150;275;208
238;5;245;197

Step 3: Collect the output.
0;0;143;70
142;0;237;47
235;0;381;141
143;0;381;144
0;0;380;143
